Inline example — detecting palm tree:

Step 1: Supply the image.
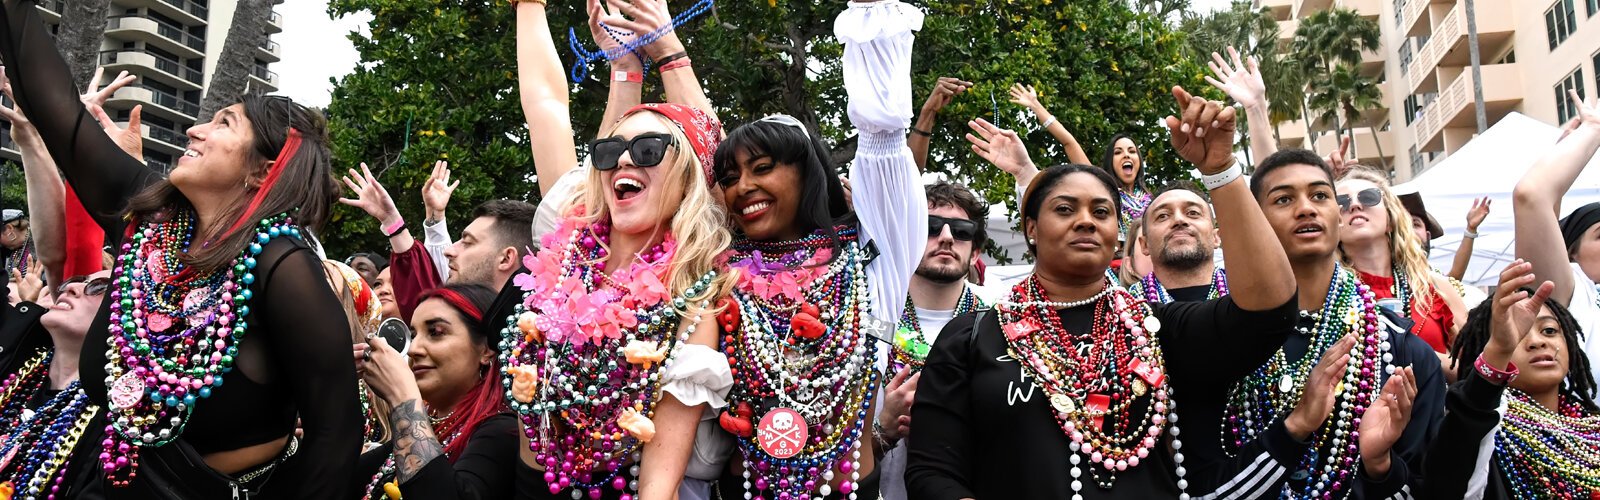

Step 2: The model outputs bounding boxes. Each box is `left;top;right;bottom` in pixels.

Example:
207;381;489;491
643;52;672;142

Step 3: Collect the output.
1182;1;1301;161
198;0;274;120
57;0;114;89
1292;7;1380;157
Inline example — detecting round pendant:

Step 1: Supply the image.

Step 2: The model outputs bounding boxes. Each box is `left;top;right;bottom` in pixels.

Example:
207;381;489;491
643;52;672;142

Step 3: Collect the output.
1050;393;1077;413
757;408;808;459
1143;315;1162;333
110;371;146;411
1132;379;1148;397
1277;374;1294;394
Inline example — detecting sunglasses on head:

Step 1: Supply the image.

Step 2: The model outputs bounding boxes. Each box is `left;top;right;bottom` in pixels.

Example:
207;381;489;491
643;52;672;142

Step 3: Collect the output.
929;215;979;241
57;276;111;297
757;114;809;136
1336;188;1384;213
589;133;677;171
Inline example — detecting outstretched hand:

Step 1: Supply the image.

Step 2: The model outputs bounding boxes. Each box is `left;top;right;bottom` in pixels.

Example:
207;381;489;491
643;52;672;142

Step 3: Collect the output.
339;163;403;230
421;160;459;220
1485;259;1555;368
1164;86;1238;174
1285;334;1357;440
1359;366;1418;478
1006;83;1044;111
1204;47;1266;111
965;118;1038;181
80;67;144;160
1466;197;1491;231
0;72;38;147
922;77;972;114
1570;89;1600;131
595;0;682;61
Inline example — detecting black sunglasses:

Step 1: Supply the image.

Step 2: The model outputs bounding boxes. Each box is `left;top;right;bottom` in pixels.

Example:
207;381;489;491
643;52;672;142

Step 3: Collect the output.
57;276;111;297
1336;188;1384;213
590;133;677;171
929;215;979;241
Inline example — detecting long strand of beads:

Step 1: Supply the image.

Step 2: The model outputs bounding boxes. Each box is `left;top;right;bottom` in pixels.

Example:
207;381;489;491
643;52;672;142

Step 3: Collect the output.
99;211;301;485
1494;389;1600;496
565;0;715;82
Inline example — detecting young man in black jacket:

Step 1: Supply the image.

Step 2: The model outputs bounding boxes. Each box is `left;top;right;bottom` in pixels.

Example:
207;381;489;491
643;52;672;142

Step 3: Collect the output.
1185;149;1445;500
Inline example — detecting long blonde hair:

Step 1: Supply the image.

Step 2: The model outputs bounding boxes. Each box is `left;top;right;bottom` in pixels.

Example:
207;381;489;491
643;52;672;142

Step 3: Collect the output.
1338;167;1440;314
567;111;735;308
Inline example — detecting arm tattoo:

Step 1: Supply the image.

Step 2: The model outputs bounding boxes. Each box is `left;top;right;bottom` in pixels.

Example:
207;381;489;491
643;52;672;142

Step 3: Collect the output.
389;399;444;483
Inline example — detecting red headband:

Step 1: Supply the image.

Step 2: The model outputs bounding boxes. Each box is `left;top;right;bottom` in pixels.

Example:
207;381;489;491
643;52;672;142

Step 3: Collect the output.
221;128;304;237
623;103;722;185
422;288;485;324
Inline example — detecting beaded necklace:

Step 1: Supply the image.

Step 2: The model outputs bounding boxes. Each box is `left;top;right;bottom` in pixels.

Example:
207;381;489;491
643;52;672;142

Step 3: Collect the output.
1117;189;1151;238
996;276;1186;495
0;381;97;500
718;227;879;500
1130;268;1228;305
0;350;51;426
1221;266;1386;499
891;287;982;373
565;0;715;82
500;215;716;499
1495;389;1600;497
99;210;302;485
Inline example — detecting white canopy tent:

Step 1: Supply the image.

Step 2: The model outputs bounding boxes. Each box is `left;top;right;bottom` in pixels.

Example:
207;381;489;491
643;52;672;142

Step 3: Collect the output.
1394;112;1600;287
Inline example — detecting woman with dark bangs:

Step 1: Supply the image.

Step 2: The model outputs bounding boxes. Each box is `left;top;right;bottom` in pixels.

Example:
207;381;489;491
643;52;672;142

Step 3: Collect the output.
0;1;361;498
708;2;930;498
354;284;516;499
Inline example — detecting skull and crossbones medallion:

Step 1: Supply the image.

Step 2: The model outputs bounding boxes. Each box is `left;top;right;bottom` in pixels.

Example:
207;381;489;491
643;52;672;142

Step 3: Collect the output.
757;407;809;459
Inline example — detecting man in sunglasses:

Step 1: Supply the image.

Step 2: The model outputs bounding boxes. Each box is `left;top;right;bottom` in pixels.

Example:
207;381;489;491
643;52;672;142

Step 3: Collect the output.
876;181;988;500
1130;184;1226;303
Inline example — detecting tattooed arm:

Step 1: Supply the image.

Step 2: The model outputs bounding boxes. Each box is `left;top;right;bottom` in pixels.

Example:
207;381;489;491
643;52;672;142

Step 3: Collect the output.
389;399;446;482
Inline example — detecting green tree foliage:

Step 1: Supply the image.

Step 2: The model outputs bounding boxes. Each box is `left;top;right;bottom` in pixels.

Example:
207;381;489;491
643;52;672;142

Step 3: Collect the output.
1180;1;1302;156
319;0;1206;261
1292;7;1380;148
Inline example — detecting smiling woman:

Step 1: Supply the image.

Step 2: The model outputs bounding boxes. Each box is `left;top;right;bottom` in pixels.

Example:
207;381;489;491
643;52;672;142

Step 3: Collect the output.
0;2;361;497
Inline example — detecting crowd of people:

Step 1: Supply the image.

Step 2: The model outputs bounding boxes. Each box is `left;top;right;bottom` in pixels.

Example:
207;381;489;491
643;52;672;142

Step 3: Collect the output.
0;0;1597;498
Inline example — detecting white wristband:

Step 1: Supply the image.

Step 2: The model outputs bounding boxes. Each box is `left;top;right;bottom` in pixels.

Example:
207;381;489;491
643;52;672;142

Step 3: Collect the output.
1463;229;1479;239
1039;116;1057;130
1201;161;1242;190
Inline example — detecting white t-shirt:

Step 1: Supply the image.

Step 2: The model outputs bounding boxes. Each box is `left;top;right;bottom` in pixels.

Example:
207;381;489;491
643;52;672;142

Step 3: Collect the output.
1568;263;1600;378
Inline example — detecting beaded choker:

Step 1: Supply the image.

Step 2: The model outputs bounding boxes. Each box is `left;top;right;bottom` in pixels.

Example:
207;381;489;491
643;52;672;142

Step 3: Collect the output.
891;287;982;373
1221;266;1386;499
996;276;1186;495
100;210;302;485
1130;268;1228;305
500;215;716;499
718;227;879;499
1495;389;1600;496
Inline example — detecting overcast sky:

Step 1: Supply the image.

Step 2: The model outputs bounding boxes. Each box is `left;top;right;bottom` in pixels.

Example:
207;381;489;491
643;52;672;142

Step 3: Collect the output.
274;0;1236;108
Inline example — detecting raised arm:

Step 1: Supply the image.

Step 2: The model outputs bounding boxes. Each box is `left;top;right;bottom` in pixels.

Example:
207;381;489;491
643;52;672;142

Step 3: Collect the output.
1;79;63;287
1447;197;1490;280
909;77;971;170
339;164;440;322
0;0;161;234
421;160;457;282
1166;86;1296;310
597;0;717;123
836;0;929;324
966;117;1039;206
1007;83;1091;165
1205;47;1276;164
1513;91;1600;306
516;0;580;196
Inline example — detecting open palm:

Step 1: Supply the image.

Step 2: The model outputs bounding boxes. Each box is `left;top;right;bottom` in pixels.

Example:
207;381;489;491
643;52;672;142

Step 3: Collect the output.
1204;47;1266;110
1358;367;1416;471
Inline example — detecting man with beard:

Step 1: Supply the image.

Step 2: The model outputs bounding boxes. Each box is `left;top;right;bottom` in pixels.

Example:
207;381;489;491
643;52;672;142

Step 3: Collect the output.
1128;184;1228;303
875;180;988;500
1188;149;1444;499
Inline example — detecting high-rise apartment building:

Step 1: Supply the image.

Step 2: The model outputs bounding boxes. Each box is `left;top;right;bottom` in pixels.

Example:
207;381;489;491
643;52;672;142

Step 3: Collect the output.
0;0;284;172
1260;0;1600;181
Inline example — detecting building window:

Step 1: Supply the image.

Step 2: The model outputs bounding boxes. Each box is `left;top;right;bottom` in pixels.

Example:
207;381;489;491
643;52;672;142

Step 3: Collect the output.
1589;0;1598;17
1548;0;1578;50
1557;68;1586;124
1409;146;1423;172
1399;39;1414;75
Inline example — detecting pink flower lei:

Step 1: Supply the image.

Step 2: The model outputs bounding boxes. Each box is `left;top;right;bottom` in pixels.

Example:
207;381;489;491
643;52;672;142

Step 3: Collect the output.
514;211;675;346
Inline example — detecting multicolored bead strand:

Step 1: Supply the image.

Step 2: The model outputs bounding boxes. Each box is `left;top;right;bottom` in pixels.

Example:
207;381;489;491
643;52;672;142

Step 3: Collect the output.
1494;389;1600;498
1129;268;1229;305
890;287;981;374
0;382;97;500
99;211;302;485
996;276;1187;498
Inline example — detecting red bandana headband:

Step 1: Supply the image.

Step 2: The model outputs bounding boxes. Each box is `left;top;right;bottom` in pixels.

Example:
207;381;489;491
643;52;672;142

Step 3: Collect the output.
623;103;722;185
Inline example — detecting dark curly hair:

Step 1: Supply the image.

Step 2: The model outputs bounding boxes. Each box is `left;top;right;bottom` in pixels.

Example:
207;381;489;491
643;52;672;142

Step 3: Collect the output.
1449;288;1597;411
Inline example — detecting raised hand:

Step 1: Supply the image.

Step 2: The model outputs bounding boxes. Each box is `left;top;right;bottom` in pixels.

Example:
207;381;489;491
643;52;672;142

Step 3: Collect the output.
0;73;38;147
338;163;403;230
1572;89;1600;130
922;77;972;114
1325;136;1357;179
1006;83;1043;111
1485;259;1555;368
1204;47;1266;111
965;118;1038;181
1466;197;1491;232
421;160;459;222
1284;334;1357;440
596;0;681;61
79;67;143;159
586;0;642;70
1358;366;1417;477
1164;86;1238;174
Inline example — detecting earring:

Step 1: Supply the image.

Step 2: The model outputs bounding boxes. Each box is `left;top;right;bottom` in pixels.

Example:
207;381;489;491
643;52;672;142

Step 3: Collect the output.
1028;238;1036;245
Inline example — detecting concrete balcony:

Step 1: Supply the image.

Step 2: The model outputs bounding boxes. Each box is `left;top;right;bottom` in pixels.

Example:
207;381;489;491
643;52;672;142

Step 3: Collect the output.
1413;62;1521;151
256;39;282;63
105;84;200;122
1260;0;1295;21
1315;128;1397;165
250;66;280;91
123;121;188;157
1295;0;1334;18
118;0;207;26
1405;0;1514;94
267;10;284;34
105;16;205;60
1338;0;1384;18
1278;18;1299;49
98;50;203;91
34;0;62;23
1274;119;1310;150
1360;47;1387;77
